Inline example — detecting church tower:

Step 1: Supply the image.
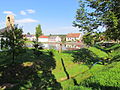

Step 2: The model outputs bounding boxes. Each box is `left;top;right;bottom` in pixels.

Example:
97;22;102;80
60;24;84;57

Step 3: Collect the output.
6;15;14;28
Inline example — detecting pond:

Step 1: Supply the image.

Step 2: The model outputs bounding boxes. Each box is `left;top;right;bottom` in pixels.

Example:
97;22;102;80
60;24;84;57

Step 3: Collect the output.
26;43;85;51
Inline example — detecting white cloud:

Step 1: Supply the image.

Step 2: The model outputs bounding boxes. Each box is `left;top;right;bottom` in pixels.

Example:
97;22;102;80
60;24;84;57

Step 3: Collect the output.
20;10;26;15
15;18;39;24
26;9;35;14
3;11;16;16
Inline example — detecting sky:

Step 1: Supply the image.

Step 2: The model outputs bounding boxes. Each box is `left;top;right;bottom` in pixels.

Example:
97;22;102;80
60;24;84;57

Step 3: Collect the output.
0;0;80;35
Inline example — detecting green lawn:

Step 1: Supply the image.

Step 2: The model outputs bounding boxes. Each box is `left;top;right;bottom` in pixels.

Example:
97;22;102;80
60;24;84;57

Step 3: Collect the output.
0;44;120;90
50;44;120;90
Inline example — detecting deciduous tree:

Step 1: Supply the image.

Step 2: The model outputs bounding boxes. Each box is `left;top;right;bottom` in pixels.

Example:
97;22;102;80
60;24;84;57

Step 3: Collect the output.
35;24;43;42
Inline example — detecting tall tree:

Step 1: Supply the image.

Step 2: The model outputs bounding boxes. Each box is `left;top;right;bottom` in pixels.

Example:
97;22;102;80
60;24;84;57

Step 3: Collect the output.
82;32;101;46
35;24;43;42
1;25;25;63
74;0;120;41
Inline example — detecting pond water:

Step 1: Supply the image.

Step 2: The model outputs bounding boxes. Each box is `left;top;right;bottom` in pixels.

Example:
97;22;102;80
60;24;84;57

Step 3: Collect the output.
26;43;85;51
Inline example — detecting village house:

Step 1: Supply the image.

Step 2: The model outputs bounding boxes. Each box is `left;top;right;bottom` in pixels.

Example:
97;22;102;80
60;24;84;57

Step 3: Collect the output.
48;36;61;42
24;34;36;41
38;35;48;42
66;33;82;42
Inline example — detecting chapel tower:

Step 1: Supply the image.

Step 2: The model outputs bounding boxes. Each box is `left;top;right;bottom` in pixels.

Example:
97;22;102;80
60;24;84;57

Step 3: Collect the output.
6;15;14;28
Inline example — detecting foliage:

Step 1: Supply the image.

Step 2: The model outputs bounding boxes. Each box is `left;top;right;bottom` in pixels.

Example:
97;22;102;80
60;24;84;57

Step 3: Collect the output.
1;25;25;63
82;31;106;46
0;49;62;90
73;0;97;33
27;32;30;35
94;43;120;63
35;24;43;42
72;48;99;66
82;33;94;46
82;32;101;46
104;44;120;63
74;0;120;41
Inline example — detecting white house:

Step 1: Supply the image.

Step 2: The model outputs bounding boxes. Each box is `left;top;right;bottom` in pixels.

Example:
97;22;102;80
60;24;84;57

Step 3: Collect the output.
66;33;82;42
38;35;48;42
48;36;61;42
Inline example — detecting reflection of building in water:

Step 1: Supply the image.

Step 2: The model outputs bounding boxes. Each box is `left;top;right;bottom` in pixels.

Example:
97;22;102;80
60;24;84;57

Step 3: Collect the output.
43;44;65;50
65;44;81;49
43;44;49;49
38;43;83;51
65;44;81;50
47;44;59;50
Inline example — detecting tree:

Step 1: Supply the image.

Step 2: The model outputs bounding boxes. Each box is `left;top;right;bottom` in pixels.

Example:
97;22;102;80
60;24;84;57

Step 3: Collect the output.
82;33;94;46
82;32;101;46
35;24;43;42
74;0;120;41
1;25;25;63
27;32;30;35
72;48;99;68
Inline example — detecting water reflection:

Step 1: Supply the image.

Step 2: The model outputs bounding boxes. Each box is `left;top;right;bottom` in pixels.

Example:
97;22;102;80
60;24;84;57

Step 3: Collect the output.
26;43;84;50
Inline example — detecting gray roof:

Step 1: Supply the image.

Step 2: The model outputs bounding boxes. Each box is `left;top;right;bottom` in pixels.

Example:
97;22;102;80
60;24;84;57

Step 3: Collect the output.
0;28;7;33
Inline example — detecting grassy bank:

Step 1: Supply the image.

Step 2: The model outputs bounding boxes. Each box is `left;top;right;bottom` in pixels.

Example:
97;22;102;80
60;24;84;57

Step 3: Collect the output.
0;43;120;90
50;44;120;90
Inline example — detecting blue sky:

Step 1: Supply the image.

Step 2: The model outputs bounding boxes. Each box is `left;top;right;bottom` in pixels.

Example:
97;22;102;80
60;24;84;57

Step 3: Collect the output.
0;0;80;35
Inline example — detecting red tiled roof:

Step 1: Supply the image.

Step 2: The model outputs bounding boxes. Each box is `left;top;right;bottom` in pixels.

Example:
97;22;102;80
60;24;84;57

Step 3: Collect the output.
67;33;80;38
39;35;48;38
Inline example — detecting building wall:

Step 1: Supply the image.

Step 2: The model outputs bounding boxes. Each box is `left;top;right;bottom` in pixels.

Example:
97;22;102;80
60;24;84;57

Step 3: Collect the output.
48;36;61;42
66;35;82;42
38;38;48;42
66;37;79;41
55;36;61;42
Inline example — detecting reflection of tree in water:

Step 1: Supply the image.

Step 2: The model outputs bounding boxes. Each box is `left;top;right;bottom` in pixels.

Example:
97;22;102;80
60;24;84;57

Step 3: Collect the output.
49;44;58;50
0;49;62;90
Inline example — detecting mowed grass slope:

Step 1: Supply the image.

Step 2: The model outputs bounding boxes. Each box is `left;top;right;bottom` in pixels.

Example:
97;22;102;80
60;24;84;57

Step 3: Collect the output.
53;46;108;75
52;51;89;82
51;45;120;90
